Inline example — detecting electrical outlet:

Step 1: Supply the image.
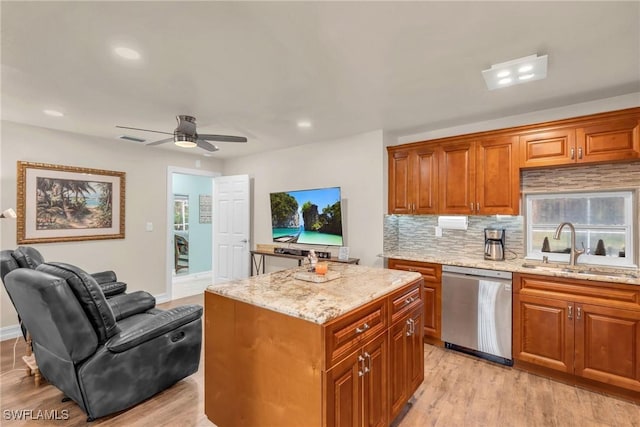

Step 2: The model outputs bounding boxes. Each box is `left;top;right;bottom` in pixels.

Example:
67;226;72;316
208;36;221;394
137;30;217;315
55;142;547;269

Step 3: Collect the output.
435;226;442;237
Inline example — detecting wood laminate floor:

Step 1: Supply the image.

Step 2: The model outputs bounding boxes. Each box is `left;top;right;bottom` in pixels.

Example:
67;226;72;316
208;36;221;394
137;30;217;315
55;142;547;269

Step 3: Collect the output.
1;294;638;426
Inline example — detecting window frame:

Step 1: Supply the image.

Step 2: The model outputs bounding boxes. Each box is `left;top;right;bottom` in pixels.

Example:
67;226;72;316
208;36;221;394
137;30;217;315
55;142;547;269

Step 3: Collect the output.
524;190;637;268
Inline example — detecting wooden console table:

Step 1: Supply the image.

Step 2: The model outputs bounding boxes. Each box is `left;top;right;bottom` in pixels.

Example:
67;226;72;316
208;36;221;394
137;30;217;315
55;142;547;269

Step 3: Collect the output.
250;250;359;275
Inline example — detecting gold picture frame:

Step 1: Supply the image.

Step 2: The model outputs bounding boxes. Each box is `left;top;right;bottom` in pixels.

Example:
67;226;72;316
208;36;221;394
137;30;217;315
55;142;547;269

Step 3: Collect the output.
17;162;125;244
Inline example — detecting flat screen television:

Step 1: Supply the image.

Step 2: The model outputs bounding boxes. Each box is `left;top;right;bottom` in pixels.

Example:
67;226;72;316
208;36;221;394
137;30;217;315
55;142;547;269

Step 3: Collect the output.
269;186;344;246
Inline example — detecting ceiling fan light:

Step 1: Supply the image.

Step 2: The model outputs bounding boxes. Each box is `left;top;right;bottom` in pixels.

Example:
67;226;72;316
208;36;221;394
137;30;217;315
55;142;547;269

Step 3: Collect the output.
174;134;197;148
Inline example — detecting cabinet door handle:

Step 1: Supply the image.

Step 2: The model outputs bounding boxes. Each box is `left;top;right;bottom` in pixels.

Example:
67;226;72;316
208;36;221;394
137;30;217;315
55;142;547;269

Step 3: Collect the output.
470;203;474;212
578;147;583;159
358;354;365;377
406;318;415;336
577;306;582;320
476;202;480;212
570;147;575;160
568;304;573;320
355;323;370;334
363;352;371;374
404;296;416;305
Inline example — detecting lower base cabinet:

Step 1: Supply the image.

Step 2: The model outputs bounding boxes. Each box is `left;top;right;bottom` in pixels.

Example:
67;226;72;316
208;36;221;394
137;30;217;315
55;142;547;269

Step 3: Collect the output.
205;277;425;427
389;305;424;421
513;273;640;401
326;281;425;427
387;258;441;344
326;332;388;427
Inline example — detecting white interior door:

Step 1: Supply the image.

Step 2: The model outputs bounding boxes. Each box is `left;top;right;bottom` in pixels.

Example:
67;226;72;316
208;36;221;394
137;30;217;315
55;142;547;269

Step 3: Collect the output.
213;174;250;283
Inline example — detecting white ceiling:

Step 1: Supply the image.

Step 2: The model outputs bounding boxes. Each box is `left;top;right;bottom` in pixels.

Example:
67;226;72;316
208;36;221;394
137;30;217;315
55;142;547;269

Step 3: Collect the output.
2;1;639;159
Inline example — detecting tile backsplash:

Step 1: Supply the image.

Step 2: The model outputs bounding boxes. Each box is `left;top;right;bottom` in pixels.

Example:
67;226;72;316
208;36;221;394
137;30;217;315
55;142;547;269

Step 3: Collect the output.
383;162;640;259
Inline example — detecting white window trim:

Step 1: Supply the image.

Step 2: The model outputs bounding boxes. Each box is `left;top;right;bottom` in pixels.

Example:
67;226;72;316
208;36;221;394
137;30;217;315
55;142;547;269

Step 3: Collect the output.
524;190;636;268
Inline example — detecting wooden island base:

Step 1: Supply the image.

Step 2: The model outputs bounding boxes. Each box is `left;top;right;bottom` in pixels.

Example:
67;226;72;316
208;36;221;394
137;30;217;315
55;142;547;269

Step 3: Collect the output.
204;268;424;427
205;293;324;426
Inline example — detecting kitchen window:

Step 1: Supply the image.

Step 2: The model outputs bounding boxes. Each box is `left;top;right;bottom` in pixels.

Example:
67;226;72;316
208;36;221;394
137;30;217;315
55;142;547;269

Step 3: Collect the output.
524;191;636;268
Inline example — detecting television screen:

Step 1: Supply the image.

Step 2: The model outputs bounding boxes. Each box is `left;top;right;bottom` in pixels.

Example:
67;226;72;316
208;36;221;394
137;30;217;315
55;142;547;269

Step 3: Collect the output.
270;186;344;246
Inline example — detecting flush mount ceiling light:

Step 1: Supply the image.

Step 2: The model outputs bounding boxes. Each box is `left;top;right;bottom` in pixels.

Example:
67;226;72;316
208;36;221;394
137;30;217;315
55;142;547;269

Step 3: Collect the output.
297;120;312;129
114;46;141;60
482;54;548;90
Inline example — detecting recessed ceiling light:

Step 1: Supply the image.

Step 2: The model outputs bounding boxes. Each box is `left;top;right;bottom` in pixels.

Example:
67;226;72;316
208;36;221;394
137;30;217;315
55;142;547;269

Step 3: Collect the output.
114;46;141;60
482;54;548;90
297;120;312;129
43;109;64;117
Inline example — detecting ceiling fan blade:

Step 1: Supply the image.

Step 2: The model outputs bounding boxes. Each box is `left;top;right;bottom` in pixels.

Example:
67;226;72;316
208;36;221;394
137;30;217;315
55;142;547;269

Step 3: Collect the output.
116;125;173;135
196;140;220;152
147;137;174;146
198;134;248;143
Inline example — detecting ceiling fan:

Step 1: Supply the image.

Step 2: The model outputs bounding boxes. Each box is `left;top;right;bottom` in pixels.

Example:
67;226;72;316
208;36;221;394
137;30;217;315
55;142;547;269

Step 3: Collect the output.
116;115;248;152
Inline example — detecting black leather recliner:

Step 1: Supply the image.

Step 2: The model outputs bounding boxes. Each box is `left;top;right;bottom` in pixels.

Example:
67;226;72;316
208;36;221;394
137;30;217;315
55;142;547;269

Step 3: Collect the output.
2;246;127;296
3;262;202;421
0;248;157;336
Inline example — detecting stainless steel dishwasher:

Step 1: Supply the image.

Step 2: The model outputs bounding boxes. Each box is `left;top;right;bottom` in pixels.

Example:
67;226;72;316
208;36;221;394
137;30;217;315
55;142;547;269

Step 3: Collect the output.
441;265;513;365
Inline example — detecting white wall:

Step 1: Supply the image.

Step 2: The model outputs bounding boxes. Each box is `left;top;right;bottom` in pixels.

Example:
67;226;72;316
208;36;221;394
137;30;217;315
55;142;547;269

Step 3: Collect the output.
223;130;386;270
0;121;223;335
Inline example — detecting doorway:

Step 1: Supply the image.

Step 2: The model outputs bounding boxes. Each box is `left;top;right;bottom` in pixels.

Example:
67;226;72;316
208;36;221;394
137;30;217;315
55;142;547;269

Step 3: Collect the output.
166;167;219;299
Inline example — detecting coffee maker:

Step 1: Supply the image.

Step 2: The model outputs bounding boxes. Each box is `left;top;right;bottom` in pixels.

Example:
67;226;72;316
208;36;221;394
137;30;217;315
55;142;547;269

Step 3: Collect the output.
484;228;505;261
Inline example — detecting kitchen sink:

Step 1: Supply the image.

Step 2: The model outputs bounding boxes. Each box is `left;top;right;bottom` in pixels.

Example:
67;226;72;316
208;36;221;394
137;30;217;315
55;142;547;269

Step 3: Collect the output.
521;263;639;279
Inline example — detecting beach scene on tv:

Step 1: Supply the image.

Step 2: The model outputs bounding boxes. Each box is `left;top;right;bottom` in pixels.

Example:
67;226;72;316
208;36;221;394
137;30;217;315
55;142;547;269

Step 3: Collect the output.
270;187;343;246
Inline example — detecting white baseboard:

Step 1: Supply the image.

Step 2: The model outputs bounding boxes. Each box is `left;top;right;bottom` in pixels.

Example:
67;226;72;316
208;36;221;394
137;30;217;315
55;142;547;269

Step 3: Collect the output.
0;324;22;341
154;293;170;304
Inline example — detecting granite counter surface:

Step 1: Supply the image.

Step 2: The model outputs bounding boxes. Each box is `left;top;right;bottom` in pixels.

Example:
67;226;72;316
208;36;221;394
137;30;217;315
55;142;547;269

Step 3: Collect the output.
382;251;640;286
205;264;421;325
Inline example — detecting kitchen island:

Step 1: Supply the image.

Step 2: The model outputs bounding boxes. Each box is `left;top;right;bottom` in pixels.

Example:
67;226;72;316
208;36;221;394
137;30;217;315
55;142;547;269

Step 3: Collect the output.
204;263;424;427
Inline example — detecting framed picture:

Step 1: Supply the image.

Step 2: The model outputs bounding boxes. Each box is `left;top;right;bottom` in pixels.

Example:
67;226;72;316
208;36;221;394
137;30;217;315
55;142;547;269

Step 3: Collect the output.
17;162;125;244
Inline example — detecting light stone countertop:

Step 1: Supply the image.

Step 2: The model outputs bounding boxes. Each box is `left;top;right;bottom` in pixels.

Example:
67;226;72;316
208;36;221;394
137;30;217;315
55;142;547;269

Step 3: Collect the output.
382;251;640;286
205;263;422;325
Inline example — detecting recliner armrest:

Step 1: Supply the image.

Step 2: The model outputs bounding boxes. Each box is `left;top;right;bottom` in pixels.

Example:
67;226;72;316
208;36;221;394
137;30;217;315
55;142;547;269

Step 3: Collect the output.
90;270;117;284
108;291;156;321
106;305;203;353
91;271;127;297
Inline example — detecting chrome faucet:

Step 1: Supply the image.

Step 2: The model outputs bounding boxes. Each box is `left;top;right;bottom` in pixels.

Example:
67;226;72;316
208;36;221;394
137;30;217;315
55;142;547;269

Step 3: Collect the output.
553;222;585;266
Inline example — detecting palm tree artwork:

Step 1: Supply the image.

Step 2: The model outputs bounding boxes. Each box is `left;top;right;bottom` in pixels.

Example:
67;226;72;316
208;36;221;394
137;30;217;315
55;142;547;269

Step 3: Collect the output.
35;177;112;230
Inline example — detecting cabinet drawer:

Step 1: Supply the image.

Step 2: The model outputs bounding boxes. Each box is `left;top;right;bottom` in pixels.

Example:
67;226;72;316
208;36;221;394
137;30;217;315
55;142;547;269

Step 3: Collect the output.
390;280;423;324
324;299;387;368
388;259;441;283
515;273;640;311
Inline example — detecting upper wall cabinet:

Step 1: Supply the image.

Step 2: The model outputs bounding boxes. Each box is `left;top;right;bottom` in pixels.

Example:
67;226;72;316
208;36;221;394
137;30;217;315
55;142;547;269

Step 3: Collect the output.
388;136;519;215
520;114;640;168
439;136;520;215
388;107;640;216
388;145;438;214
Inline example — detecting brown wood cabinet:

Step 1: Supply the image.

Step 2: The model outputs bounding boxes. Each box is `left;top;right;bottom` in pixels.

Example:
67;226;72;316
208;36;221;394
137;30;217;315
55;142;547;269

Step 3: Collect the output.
326;279;424;427
520;115;640;167
388;108;640;215
389;305;424;421
205;277;425;427
326;331;388;427
387;259;441;345
388;146;438;214
513;273;640;400
388;136;520;216
439;136;520;215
